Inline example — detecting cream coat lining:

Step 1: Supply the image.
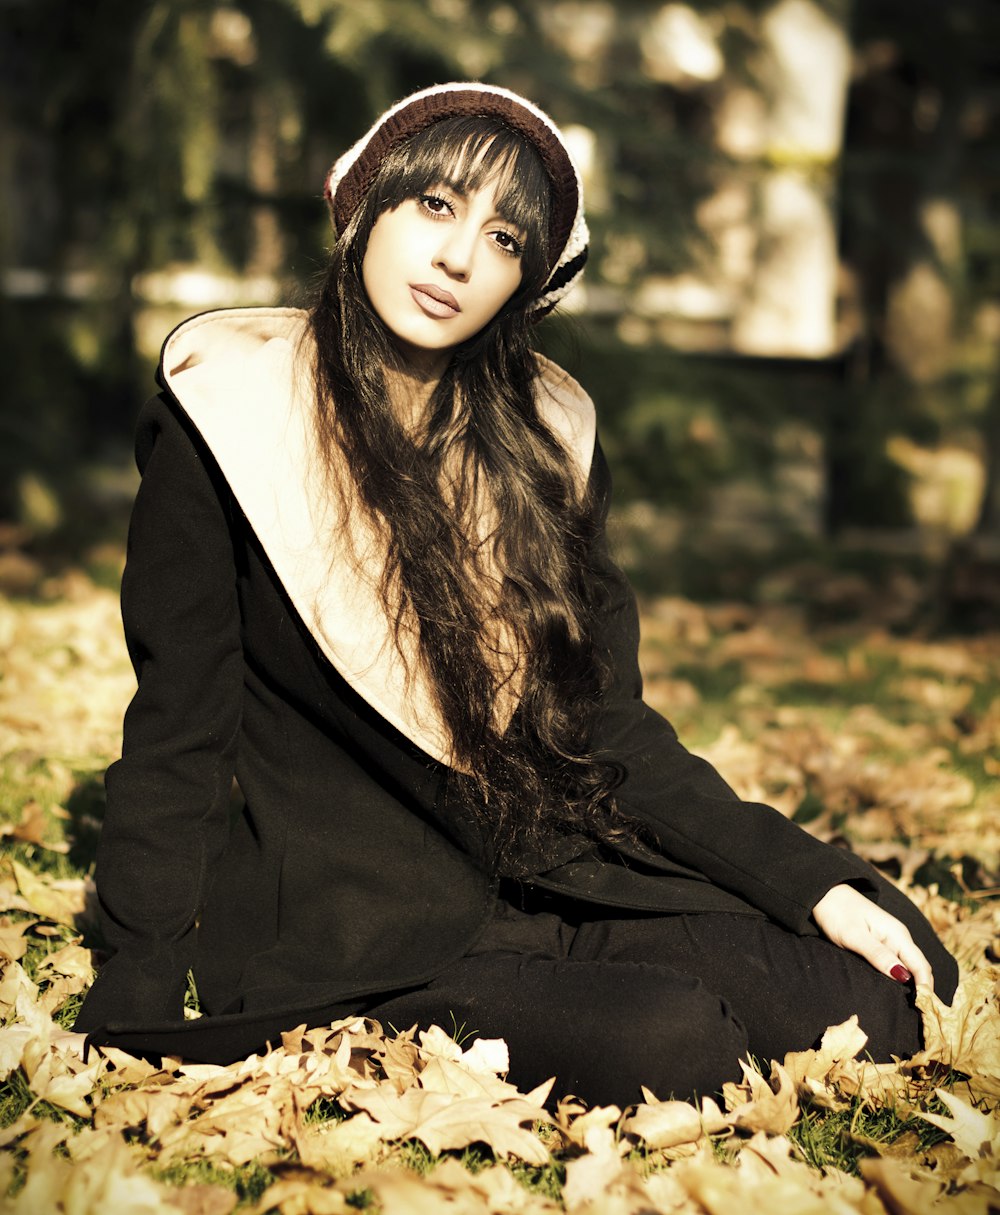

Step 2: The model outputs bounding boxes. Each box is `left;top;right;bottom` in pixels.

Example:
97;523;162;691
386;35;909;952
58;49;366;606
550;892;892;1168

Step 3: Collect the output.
160;306;597;767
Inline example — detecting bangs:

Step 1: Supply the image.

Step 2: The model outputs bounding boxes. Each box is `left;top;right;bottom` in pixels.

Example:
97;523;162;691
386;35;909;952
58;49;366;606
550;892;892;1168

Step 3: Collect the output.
371;116;553;286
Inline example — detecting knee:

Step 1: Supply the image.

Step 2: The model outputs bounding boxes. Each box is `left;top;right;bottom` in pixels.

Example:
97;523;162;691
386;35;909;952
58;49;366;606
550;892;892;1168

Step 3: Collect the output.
618;980;747;1103
547;970;747;1108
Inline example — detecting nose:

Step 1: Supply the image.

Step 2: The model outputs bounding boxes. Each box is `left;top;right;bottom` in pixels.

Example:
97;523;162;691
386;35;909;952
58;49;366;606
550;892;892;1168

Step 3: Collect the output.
433;221;476;281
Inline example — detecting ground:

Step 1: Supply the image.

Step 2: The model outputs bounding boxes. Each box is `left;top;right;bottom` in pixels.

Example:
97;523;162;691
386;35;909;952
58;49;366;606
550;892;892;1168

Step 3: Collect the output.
0;561;998;1214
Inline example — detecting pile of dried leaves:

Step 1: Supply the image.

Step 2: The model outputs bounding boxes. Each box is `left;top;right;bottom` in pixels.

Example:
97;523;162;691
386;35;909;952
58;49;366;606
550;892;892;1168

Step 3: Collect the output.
639;596;1000;882
0;873;998;1215
1;573;999;1213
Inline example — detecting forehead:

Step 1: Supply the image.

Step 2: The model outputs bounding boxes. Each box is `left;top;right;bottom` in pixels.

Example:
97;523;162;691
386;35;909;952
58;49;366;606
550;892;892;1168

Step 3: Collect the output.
423;131;545;228
441;146;525;213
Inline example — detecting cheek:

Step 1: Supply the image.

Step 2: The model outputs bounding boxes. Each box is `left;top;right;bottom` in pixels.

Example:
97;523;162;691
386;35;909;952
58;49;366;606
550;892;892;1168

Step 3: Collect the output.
484;264;523;316
361;220;393;300
362;205;417;275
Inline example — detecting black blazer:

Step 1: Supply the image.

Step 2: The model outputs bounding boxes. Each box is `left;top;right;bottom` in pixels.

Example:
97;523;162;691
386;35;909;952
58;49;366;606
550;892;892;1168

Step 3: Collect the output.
74;391;880;1062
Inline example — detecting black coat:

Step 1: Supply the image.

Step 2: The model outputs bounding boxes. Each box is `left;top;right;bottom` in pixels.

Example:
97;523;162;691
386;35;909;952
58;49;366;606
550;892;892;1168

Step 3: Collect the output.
74;310;879;1062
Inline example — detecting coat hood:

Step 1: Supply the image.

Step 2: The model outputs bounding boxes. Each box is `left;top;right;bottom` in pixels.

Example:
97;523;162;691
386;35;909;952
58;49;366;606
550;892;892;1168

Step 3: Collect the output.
158;307;597;766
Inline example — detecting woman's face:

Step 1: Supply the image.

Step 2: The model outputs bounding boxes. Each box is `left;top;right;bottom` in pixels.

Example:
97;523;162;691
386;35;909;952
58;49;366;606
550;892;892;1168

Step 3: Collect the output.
362;178;526;374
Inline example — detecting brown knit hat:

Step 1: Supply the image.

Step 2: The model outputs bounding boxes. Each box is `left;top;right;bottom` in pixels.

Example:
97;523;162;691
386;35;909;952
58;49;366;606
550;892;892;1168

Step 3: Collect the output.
324;82;589;315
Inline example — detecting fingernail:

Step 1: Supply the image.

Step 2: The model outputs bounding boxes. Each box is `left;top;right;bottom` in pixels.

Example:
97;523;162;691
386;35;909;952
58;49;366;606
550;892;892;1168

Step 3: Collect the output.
890;964;912;983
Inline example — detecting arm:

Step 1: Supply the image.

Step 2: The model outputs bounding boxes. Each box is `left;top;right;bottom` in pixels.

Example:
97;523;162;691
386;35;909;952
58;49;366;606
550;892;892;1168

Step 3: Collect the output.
75;395;244;1030
586;441;881;933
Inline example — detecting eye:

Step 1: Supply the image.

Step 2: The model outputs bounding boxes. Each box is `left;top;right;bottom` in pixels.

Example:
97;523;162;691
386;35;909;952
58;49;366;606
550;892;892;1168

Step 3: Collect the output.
492;229;525;258
418;193;454;218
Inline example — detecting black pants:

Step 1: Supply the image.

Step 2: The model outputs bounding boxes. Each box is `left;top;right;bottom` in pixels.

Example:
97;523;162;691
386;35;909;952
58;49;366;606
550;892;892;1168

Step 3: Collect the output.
365;885;958;1108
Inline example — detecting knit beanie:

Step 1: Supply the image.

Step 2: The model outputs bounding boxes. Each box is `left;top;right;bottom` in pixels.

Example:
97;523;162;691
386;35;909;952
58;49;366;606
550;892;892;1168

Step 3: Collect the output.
324;82;589;316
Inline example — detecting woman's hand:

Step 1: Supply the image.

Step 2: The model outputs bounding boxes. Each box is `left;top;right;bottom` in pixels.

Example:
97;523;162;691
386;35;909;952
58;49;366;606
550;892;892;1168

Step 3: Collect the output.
812;883;934;993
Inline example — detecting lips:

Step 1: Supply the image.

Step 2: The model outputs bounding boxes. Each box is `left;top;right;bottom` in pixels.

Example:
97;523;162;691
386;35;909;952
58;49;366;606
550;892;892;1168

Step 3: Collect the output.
410;283;460;318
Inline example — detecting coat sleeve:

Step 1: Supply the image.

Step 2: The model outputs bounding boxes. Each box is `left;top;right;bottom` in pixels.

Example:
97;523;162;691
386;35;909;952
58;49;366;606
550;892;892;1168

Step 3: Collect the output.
75;394;245;1031
586;440;876;933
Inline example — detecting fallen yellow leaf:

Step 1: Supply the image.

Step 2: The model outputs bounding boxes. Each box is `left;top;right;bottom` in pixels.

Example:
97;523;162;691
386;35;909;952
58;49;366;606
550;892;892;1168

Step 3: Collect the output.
914;966;1000;1081
10;859;82;925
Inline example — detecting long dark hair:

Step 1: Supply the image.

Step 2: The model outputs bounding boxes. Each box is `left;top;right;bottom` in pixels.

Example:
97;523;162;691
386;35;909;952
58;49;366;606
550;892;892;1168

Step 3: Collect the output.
310;115;632;874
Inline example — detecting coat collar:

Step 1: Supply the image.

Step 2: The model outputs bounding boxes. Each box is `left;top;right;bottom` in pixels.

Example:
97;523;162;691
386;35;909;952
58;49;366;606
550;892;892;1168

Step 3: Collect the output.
159;307;597;767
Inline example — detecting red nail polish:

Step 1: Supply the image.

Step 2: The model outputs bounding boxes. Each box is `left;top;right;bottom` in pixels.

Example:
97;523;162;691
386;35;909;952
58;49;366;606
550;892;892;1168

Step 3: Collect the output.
890;964;912;983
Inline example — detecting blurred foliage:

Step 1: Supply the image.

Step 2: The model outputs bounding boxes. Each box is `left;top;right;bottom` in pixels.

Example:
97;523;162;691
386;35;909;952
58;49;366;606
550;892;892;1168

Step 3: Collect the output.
834;0;1000;534
1;0;999;571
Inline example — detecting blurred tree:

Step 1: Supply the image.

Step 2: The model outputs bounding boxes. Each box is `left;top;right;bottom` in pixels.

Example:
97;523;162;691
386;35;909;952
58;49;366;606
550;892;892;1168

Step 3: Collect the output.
2;0;997;578
1;0;220;521
834;0;1000;538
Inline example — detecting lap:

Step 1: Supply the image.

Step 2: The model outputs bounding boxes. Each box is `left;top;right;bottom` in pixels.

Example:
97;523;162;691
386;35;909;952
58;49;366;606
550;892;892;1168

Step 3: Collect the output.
366;946;749;1105
572;910;925;1067
362;875;954;1107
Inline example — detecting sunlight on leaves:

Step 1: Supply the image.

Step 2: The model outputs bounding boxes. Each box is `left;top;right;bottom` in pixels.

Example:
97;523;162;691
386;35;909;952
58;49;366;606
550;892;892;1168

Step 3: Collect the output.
3;576;1000;1211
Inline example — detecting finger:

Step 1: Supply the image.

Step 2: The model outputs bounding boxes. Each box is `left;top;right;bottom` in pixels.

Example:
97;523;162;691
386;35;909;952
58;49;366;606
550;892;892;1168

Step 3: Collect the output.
873;918;935;993
866;942;908;982
894;937;935;994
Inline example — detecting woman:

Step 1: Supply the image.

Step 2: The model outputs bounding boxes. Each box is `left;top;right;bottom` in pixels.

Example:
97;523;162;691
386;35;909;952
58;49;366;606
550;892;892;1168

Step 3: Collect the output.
75;83;956;1106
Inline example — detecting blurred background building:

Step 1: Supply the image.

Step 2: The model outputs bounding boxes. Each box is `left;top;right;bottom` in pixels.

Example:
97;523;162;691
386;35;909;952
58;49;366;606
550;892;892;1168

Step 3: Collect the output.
2;0;999;611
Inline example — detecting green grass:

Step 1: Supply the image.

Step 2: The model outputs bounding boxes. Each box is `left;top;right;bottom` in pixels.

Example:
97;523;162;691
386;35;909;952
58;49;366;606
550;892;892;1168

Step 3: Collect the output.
789;1097;950;1176
152;1159;276;1205
0;1067;88;1133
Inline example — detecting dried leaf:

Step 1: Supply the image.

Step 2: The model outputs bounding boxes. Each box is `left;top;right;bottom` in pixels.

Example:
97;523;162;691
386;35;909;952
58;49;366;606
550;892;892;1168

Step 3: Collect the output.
29;1050;105;1117
343;1083;551;1164
621;1098;706;1149
0;958;41;1019
0;960;55;1074
0;801;69;852
4;586;1000;1214
10;859;82;925
346;1166;476;1215
251;1176;351;1215
416;1023;464;1062
0;1023;34;1079
417;1054;519;1102
0;915;35;960
859;1156;948;1215
95;1044;164;1086
294;1112;384;1174
407;1092;552;1165
919;1089;1000;1160
728;1061;800;1135
913;966;1000;1080
563;1143;641;1214
555;1100;621;1153
782;1016;869;1110
459;1036;510;1076
37;940;94;984
9;1124;179;1215
676;1144;883;1215
832;1058;918;1109
167;1182;239;1215
917;1089;1000;1189
452;1160;562;1213
95;1085;189;1139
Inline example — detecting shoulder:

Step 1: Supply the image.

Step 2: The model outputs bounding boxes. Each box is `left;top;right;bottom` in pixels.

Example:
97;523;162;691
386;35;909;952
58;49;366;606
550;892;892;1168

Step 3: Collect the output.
532;353;596;428
152;306;315;478
158;307;312;426
134;305;312;495
159;307;311;378
531;353;597;484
